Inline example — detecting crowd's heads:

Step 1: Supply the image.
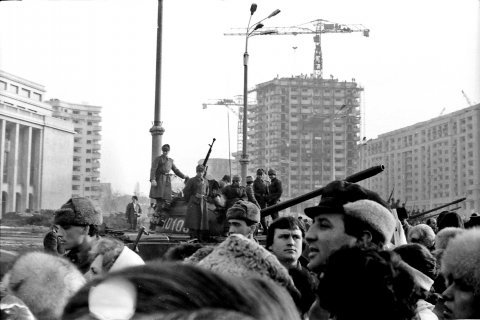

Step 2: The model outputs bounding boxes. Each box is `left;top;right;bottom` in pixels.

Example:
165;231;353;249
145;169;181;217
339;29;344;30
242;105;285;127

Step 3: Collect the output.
54;197;103;227
193;234;301;308
407;224;436;249
231;175;241;184
1;252;85;320
305;181;395;246
161;144;170;152
63;262;301;320
317;246;418;320
434;227;464;251
227;200;260;226
266;217;305;267
246;175;254;184
222;174;231;183
267;169;276;176
84;237;144;281
441;228;480;319
437;211;464;231
195;164;205;173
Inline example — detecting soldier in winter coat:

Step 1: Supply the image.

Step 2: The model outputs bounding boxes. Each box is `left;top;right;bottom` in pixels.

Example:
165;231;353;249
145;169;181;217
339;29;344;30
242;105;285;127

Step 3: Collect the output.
183;164;209;241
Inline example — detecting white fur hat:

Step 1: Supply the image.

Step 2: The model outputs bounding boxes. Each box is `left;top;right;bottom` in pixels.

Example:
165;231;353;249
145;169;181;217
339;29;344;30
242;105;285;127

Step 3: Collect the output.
407;224;436;248
441;228;480;295
435;227;464;250
1;252;86;319
343;199;396;245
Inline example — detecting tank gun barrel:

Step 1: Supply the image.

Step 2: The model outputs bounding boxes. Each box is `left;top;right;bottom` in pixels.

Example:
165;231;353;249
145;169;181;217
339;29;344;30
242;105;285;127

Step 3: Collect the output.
261;165;385;216
408;197;466;220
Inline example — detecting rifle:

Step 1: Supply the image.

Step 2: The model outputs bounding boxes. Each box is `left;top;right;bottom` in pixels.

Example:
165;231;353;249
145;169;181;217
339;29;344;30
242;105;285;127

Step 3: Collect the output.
261;165;385;216
202;138;216;177
387;187;395;203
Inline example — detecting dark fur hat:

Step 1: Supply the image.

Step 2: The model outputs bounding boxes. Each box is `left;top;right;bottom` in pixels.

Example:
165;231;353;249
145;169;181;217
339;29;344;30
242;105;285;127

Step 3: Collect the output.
54;197;103;226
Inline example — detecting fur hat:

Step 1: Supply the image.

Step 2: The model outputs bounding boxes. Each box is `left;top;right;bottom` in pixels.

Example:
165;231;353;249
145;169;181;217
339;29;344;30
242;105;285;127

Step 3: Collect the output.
232;175;241;182
54;197;103;226
268;169;276;175
1;252;86;319
161;144;170;152
246;176;254;183
407;224;436;248
435;227;464;251
441;228;480;295
305;181;394;244
226;200;260;224
196;234;296;292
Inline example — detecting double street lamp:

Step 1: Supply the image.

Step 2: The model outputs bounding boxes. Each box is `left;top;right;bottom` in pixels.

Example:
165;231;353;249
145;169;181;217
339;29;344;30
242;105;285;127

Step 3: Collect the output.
240;4;280;185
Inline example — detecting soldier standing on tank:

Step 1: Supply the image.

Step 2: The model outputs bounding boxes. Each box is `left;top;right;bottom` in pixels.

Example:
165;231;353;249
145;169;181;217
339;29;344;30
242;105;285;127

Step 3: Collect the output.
253;168;269;210
183;165;209;242
261;169;283;234
149;144;188;214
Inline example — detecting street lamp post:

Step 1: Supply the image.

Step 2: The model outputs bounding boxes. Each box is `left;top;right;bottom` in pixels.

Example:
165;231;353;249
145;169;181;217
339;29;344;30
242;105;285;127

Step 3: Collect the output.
240;4;280;185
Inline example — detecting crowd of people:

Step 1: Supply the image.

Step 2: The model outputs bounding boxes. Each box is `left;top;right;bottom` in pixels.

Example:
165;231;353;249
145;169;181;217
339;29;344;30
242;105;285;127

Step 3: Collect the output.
1;146;479;319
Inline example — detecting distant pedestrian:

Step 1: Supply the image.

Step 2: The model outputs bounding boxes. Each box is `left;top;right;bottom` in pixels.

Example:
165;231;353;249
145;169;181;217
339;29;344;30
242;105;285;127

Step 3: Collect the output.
125;196;141;231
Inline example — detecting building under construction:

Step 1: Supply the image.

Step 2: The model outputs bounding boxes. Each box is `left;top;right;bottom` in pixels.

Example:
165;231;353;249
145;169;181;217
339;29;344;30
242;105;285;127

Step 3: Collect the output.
247;75;362;213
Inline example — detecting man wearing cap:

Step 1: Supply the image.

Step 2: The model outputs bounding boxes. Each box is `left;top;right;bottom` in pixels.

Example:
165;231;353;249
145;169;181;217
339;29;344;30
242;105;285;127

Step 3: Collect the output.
304;180;396;320
149;144;188;210
245;175;260;208
226;200;260;240
253;169;269;210
221;175;247;211
183;164;209;241
43;197;104;273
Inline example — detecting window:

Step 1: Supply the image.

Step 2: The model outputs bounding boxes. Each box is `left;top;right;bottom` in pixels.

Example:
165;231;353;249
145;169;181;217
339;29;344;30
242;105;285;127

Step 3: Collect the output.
9;84;18;94
87;121;93;126
32;92;42;101
20;88;30;98
0;80;6;90
73;110;80;115
86;149;92;154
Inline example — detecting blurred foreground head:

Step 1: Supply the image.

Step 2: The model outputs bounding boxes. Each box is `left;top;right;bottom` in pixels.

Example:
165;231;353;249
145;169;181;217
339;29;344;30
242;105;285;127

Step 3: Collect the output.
1;251;85;320
63;262;300;320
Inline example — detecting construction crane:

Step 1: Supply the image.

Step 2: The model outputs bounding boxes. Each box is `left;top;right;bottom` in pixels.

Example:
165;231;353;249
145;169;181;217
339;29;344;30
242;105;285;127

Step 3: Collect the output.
225;19;369;79
202;98;244;177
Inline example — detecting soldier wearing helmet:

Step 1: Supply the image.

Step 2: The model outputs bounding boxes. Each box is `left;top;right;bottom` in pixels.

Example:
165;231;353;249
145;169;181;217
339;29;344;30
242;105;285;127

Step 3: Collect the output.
262;169;283;234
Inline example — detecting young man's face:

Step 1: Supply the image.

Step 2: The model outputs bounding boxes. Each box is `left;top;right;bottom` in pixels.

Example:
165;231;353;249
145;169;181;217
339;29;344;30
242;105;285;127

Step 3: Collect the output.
228;219;252;237
442;276;479;319
232;179;240;186
305;213;356;272
269;228;303;267
58;225;89;250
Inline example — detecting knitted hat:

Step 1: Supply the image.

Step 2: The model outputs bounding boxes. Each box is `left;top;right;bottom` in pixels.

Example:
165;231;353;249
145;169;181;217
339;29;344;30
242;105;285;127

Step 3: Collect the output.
196;234;296;292
305;181;395;244
54;197;103;226
407;224;436;248
441;228;480;295
246;176;254;183
268;169;276;175
434;227;464;251
196;164;205;173
226;200;260;224
161;144;170;152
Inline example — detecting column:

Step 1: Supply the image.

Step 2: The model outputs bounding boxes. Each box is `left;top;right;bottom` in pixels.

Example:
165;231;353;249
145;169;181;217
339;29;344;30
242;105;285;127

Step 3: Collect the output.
7;122;19;212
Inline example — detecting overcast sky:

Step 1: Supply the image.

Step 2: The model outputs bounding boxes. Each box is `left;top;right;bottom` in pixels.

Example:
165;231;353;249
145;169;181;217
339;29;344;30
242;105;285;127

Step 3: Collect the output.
1;0;479;195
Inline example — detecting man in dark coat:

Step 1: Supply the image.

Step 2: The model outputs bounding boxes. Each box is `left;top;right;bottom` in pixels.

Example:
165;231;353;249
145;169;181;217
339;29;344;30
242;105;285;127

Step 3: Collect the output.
261;169;282;233
253;168;269;209
245;175;260;208
149;144;188;209
125;195;142;230
183;164;209;241
221;175;247;210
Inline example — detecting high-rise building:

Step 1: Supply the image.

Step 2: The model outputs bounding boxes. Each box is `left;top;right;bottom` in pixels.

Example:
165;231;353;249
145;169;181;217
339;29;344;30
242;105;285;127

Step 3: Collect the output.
358;103;480;217
0;70;75;216
247;76;362;213
47;99;102;202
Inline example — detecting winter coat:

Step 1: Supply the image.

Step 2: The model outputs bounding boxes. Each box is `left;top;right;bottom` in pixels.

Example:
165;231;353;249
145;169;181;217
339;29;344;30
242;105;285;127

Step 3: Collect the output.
149;154;186;200
253;177;269;209
183;176;209;231
222;184;247;210
267;177;283;206
245;184;260;208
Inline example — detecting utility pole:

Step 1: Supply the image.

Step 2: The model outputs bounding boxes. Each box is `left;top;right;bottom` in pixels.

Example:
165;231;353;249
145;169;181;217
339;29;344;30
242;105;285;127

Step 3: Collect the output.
150;0;165;161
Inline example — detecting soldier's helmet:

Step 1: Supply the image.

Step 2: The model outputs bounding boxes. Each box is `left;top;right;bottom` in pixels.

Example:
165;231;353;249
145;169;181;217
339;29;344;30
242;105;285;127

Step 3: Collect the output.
267;169;277;176
246;176;254;183
232;175;241;182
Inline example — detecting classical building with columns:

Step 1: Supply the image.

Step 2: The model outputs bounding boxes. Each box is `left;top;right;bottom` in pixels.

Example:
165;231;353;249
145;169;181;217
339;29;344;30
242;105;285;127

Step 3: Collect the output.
0;70;75;217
